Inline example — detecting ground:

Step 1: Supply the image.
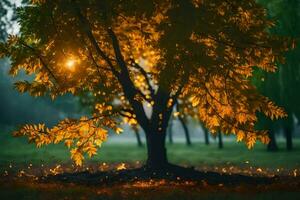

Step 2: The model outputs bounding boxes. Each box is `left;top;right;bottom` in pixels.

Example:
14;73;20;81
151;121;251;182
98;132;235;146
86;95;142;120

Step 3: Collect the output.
0;133;300;199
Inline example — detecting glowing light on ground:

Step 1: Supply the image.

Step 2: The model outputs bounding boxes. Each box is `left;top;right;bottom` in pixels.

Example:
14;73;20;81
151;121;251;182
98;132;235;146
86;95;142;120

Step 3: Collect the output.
116;163;127;171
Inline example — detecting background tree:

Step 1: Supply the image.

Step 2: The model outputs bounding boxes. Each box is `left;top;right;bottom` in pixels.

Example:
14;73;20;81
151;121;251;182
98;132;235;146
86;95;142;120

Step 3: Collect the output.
217;132;223;149
0;0;14;41
203;126;210;145
0;0;290;169
167;117;174;144
176;103;192;146
254;0;300;151
132;125;143;147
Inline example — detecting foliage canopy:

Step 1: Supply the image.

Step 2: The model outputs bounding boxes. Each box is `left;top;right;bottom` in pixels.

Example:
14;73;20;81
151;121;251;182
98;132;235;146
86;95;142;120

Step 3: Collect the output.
254;0;300;132
0;0;291;165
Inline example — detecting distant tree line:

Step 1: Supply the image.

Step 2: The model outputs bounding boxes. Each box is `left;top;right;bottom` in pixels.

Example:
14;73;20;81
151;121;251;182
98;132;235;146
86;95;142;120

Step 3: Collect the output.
253;0;300;151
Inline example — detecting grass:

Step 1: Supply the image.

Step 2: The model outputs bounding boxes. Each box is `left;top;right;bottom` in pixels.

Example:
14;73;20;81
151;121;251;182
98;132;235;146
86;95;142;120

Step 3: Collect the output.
0;132;299;170
1;132;300;200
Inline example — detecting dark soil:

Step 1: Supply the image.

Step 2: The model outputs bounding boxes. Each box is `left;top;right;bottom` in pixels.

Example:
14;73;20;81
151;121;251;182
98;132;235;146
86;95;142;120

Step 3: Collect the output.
44;164;277;186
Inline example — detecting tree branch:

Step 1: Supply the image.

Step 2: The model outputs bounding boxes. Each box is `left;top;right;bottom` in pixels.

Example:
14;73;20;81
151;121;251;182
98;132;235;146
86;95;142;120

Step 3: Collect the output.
130;59;155;99
18;40;59;88
73;4;150;129
106;27;150;129
74;6;120;78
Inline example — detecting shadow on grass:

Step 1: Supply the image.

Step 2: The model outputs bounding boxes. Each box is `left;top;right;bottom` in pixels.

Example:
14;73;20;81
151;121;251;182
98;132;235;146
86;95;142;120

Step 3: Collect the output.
45;164;275;186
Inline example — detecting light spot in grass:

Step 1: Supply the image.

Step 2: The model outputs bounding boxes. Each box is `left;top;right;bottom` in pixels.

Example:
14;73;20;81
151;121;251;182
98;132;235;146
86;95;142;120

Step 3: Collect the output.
49;165;62;175
18;170;25;177
293;169;297;177
257;168;262;172
116;163;126;171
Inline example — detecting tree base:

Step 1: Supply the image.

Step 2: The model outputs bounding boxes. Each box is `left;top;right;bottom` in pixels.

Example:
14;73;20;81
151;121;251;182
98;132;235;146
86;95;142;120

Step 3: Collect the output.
43;163;276;186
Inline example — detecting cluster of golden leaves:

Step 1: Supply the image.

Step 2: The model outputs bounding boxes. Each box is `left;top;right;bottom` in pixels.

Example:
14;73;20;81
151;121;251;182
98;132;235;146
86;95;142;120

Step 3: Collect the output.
113;10;167;91
169;0;290;148
183;57;287;148
13;104;122;166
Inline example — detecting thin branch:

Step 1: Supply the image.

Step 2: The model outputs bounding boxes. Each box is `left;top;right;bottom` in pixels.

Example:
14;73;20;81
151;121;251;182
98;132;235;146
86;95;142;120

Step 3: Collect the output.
106;27;130;75
119;111;133;118
50;9;68;58
204;96;257;135
106;27;152;102
206;35;272;50
105;27;150;125
130;59;155;99
169;71;191;109
82;37;111;72
74;6;119;78
73;3;149;129
121;108;135;115
18;40;59;88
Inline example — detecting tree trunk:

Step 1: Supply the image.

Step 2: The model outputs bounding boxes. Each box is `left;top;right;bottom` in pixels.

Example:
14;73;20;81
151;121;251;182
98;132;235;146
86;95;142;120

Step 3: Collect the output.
267;130;278;151
284;127;293;151
145;130;168;169
168;119;174;144
133;128;143;147
204;127;210;145
218;132;223;149
179;117;192;146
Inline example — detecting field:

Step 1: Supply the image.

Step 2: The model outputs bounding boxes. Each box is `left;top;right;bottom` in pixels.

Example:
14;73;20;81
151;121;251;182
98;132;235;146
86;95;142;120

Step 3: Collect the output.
1;133;299;169
0;133;300;200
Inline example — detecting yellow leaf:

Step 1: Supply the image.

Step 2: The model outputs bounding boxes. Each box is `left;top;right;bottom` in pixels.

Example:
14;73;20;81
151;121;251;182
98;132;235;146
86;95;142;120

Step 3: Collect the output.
79;124;89;135
237;113;247;124
246;134;256;149
116;127;123;134
87;146;97;158
236;131;245;142
210;116;219;127
191;97;200;107
94;139;103;146
71;149;84;166
64;139;73;148
260;134;270;144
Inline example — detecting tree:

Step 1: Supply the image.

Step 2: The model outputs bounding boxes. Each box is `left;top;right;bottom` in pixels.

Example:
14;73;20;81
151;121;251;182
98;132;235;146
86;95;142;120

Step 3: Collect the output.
201;125;210;145
132;125;143;147
0;0;290;169
176;103;192;146
167;117;174;144
0;0;15;41
178;116;192;146
217;132;223;149
254;0;300;151
267;128;278;151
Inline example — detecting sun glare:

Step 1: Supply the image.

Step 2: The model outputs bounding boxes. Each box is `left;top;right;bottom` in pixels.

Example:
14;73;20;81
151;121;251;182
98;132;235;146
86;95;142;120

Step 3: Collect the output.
65;59;77;71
